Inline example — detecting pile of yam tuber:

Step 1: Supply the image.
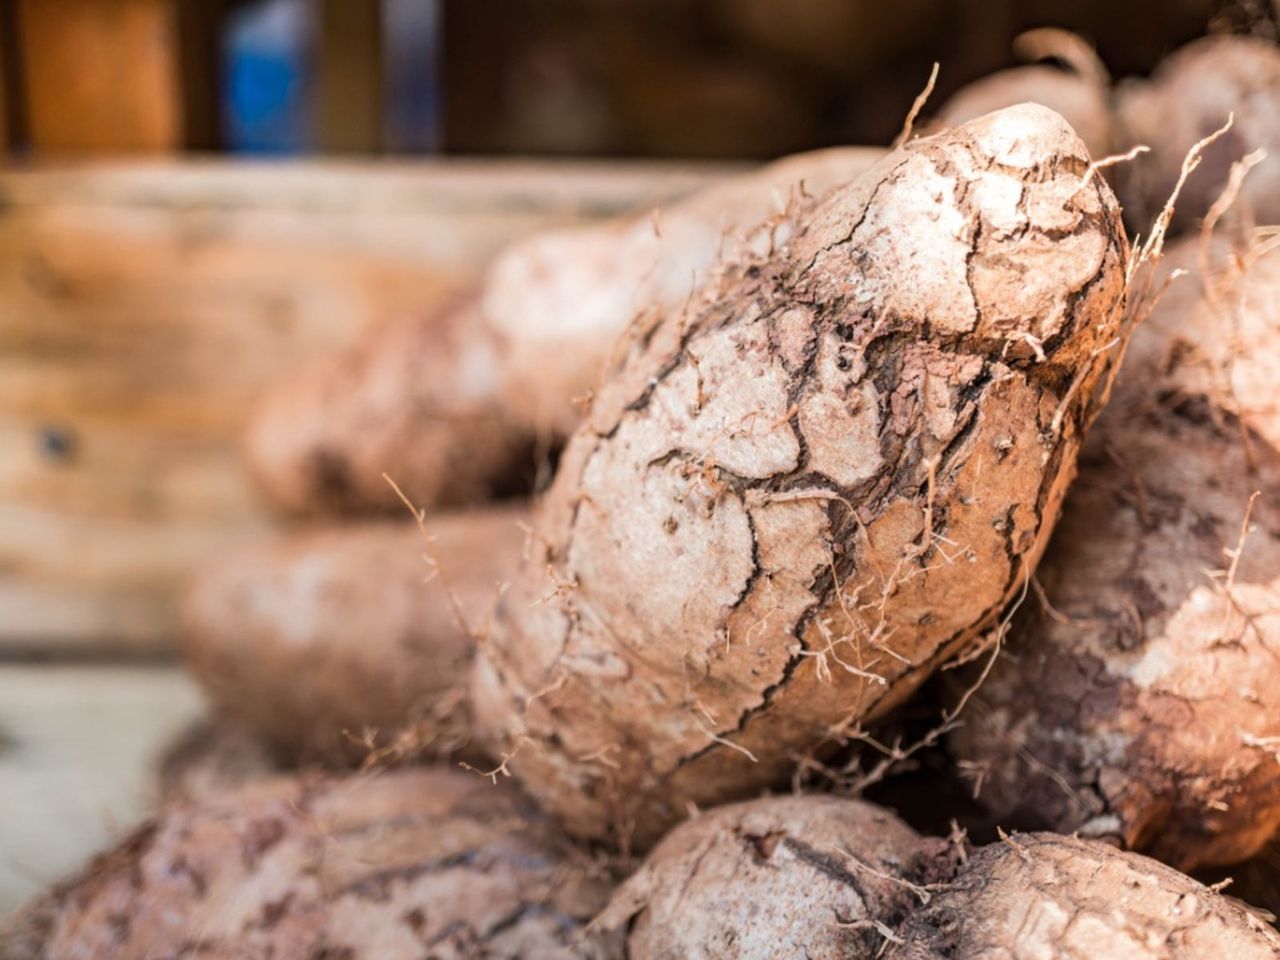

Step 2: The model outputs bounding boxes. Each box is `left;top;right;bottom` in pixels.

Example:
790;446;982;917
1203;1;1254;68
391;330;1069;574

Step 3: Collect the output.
7;30;1280;960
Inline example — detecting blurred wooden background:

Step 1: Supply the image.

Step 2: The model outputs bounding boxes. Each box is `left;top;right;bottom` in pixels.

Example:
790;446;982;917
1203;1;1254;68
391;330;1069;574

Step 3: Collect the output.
0;159;728;656
0;158;729;912
0;0;1244;160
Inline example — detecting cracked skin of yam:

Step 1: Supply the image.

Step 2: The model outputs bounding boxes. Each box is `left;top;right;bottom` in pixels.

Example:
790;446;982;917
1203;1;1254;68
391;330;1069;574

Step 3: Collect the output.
883;833;1280;960
594;794;949;960
182;504;527;764
1;768;619;960
156;719;281;803
246;148;881;514
947;241;1280;871
471;103;1129;846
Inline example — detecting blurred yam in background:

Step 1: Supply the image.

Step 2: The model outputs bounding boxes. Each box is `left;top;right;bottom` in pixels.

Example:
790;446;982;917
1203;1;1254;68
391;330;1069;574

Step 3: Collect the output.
0;159;730;654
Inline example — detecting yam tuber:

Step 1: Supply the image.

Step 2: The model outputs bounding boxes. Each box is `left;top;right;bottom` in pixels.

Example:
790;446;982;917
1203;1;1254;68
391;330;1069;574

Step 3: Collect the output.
471;104;1129;846
937;29;1114;161
246;148;882;514
1127;235;1280;451
156;719;280;803
947;236;1280;870
595;794;947;960
244;295;526;514
1114;35;1280;232
182;504;527;763
884;833;1280;959
595;795;1278;959
1;768;617;960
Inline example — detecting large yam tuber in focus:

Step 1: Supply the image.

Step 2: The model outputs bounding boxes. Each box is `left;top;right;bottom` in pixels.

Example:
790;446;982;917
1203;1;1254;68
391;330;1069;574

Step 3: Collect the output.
1;769;618;960
947;237;1280;870
937;29;1114;161
883;833;1280;959
471;104;1129;846
182;504;527;763
246;148;882;514
595;794;948;959
1115;35;1280;232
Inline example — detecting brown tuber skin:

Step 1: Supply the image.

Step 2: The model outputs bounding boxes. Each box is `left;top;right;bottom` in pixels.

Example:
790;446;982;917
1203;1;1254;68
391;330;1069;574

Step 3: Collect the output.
1;768;618;960
1204;841;1280;926
947;236;1280;870
245;295;526;514
594;796;1277;959
595;794;948;960
245;149;882;514
937;29;1114;161
883;833;1280;959
1128;235;1280;452
182;503;527;764
1115;35;1280;232
485;146;885;441
471;104;1129;847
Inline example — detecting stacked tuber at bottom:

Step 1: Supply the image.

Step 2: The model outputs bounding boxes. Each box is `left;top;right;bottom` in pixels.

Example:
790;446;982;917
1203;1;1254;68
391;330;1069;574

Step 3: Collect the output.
9;786;1276;960
2;769;620;960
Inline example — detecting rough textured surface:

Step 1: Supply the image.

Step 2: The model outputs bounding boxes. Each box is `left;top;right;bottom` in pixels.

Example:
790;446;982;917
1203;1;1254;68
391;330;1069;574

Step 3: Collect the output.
245;295;526;514
156;719;281;803
937;31;1113;161
183;504;527;763
948;236;1280;870
472;104;1129;846
884;833;1280;959
0;768;617;960
246;149;881;514
595;794;948;960
487;147;885;439
1115;35;1280;233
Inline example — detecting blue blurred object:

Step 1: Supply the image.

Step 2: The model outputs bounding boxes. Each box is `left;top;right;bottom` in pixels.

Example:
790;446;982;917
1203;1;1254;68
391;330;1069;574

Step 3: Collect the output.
223;0;313;154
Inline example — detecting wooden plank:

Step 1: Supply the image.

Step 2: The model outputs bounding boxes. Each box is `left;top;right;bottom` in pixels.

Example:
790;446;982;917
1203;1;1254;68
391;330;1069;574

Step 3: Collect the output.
317;0;384;153
0;664;204;915
0;158;738;654
18;0;182;153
